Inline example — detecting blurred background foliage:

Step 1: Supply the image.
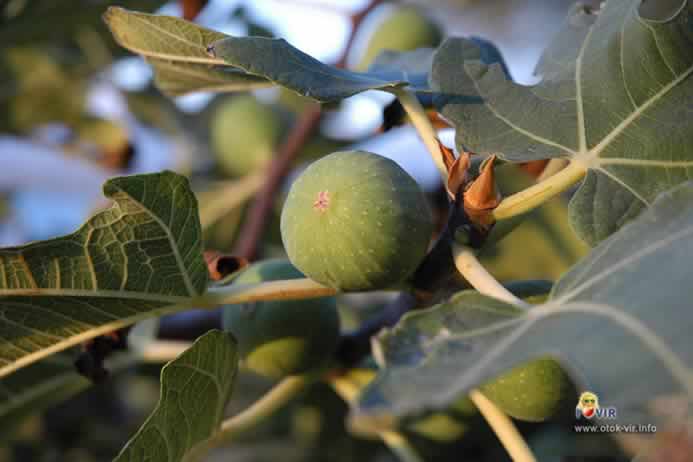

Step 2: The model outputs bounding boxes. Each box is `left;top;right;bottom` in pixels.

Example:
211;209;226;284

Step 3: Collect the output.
0;0;620;461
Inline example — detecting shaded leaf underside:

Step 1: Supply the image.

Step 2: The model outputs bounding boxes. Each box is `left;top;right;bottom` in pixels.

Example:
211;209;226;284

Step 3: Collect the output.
114;330;237;462
0;171;206;378
355;181;693;428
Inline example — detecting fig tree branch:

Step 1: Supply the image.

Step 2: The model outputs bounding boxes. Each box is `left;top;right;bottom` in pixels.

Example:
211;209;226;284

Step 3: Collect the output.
452;244;528;308
469;389;537;462
491;159;586;221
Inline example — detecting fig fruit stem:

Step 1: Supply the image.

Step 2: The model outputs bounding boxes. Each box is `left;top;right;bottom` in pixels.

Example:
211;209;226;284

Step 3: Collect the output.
468;389;537;462
330;376;424;462
391;88;448;180
202;278;337;307
199;172;265;229
535;157;569;183
452;244;529;308
492;159;586;221
187;375;312;461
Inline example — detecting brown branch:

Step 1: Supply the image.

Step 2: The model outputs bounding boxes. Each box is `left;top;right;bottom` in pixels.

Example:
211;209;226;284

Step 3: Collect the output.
233;105;322;259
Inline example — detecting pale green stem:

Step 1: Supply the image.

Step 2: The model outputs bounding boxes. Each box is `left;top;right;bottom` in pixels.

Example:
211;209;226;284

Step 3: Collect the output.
380;431;425;462
469;389;537;462
199;172;265;229
201;278;337;307
186;375;312;462
535;158;569;183
492;160;586;221
391;88;448;180
452;244;529;308
330;376;424;462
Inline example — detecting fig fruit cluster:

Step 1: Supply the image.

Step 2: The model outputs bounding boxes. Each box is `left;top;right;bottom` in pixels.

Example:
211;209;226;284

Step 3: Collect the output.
281;150;433;292
222;259;340;379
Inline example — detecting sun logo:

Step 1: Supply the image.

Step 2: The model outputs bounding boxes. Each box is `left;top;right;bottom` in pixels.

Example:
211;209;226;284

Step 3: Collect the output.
576;391;600;419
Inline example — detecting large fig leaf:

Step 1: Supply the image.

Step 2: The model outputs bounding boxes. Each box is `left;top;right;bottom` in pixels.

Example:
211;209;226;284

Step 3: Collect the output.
432;0;693;244
105;7;407;102
0;171;206;378
354;181;693;430
114;330;238;462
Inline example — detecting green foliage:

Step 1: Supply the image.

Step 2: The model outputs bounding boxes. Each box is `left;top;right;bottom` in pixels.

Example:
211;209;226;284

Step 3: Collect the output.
432;0;693;244
281;151;433;291
104;7;409;102
211;95;283;177
4;2;693;460
114;330;238;462
222;260;340;379
0;171;206;378
358;7;441;70
354;181;693;427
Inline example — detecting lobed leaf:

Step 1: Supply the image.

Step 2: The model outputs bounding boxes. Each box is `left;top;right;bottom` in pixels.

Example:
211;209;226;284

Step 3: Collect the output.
432;0;693;244
354;181;693;431
114;330;238;462
0;171;206;378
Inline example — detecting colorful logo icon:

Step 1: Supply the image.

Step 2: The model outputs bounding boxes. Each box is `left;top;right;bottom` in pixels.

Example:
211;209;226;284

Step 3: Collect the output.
575;391;617;420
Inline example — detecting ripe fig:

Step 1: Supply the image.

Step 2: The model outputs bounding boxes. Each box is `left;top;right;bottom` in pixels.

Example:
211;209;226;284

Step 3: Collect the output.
222;259;340;379
210;95;282;177
479;358;573;422
280;151;433;291
358;7;442;70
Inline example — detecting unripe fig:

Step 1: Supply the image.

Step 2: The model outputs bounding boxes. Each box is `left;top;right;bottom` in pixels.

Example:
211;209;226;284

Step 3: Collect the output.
358;7;442;70
222;259;340;379
479;358;573;422
210;95;282;177
281;151;433;291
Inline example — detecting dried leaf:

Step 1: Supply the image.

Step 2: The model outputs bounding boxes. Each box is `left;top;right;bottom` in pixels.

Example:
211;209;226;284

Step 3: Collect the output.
204;250;248;281
464;155;500;227
446;151;470;202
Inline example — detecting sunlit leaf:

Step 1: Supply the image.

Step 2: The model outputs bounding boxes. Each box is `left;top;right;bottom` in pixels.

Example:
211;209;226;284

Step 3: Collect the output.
432;0;693;244
208;36;406;102
104;7;408;102
354;181;693;432
0;171;206;378
114;330;238;462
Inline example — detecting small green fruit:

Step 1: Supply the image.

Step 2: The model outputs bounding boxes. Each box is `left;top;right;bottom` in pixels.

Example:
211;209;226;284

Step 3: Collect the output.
210;95;282;177
281;151;433;291
358;7;442;70
222;259;340;379
479;358;573;422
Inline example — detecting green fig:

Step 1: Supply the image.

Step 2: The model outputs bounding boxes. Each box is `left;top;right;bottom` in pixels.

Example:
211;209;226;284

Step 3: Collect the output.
357;7;442;70
210;95;282;177
479;358;573;422
222;259;340;379
281;151;433;292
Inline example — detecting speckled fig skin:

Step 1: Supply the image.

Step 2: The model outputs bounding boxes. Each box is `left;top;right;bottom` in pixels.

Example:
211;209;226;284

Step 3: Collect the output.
222;259;340;379
479;358;573;422
280;151;433;291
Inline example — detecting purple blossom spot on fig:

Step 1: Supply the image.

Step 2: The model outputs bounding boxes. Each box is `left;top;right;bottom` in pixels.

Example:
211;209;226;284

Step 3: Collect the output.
313;190;330;212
